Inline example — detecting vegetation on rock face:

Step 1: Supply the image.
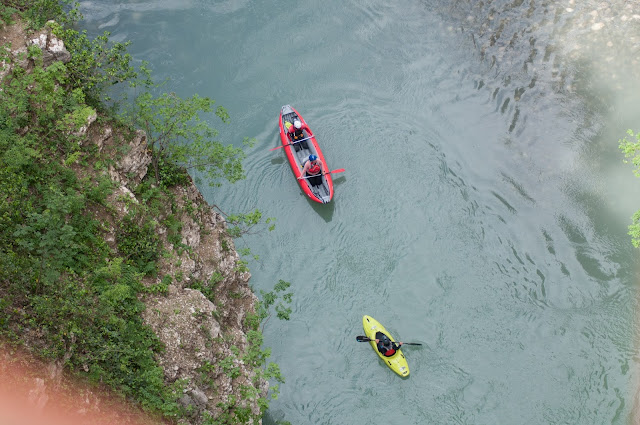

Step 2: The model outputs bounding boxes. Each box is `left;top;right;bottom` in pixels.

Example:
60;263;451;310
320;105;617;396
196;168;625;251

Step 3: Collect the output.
0;26;181;419
0;1;286;423
123;81;253;188
2;0;77;28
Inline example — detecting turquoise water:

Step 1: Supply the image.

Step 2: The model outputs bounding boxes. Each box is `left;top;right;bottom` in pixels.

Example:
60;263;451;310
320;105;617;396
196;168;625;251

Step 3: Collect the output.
81;1;640;423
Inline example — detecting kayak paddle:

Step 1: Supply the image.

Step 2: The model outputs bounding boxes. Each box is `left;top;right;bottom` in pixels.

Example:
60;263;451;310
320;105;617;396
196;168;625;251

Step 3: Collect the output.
298;169;345;180
269;135;313;151
356;335;422;346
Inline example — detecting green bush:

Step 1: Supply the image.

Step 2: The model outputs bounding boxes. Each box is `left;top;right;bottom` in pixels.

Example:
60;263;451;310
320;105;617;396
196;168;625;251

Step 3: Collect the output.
116;213;161;276
157;155;191;187
2;0;75;29
0;5;17;27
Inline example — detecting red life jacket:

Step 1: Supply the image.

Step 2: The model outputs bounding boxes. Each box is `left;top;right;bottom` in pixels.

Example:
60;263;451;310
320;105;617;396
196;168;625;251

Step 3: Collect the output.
308;161;321;175
384;348;396;357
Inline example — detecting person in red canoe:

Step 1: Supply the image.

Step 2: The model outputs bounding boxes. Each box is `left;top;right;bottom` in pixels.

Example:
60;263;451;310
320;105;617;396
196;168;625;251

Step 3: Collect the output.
298;154;326;187
286;119;311;151
375;332;403;357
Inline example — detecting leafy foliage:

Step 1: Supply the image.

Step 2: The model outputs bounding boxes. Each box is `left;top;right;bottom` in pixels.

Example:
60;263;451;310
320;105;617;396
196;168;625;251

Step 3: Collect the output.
213;205;276;266
245;280;293;334
116;212;161;276
0;4;17;27
50;21;137;107
202;279;292;424
242;280;292;413
157;154;192;187
27;259;182;416
619;129;640;177
628;210;640;248
225;209;276;238
619;129;640;247
123;87;252;188
1;0;78;29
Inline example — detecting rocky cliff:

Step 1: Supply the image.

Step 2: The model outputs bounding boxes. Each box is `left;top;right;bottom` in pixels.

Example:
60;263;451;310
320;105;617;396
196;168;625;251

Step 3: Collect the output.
0;18;267;424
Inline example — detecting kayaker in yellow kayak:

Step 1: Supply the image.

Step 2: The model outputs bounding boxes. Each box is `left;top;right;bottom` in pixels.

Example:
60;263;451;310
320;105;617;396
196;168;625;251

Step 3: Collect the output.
359;315;415;376
375;333;404;357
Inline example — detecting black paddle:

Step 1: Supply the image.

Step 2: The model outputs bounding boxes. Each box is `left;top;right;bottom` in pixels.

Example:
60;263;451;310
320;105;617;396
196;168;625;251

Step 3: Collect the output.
356;335;422;346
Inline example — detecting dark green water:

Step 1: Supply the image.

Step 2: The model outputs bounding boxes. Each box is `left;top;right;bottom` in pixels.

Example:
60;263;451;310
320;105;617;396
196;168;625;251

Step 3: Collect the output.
81;1;640;423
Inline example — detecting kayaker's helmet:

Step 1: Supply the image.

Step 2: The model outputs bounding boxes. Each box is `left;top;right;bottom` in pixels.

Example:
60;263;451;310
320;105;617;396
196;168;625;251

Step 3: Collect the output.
294;120;302;129
309;154;318;162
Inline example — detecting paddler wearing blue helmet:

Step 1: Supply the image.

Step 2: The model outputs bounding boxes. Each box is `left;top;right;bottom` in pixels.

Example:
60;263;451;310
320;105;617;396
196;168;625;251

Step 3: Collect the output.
298;154;326;187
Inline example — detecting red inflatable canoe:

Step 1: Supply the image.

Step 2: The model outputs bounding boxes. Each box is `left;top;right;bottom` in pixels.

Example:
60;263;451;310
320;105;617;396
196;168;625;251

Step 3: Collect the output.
278;105;334;204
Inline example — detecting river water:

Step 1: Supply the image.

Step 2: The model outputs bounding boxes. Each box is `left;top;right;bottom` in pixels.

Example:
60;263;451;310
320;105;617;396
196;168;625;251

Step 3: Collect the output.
80;1;640;424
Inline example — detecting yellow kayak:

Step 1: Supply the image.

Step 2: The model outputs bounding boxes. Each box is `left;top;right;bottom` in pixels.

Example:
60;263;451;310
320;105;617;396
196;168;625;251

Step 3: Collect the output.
362;315;410;377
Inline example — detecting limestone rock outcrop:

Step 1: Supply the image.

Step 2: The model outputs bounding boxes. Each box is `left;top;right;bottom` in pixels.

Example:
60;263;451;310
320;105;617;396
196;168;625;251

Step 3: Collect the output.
0;19;70;82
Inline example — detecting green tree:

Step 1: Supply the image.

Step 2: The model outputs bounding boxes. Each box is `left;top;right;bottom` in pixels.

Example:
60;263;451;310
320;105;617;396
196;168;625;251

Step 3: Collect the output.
54;25;137;107
123;86;253;188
